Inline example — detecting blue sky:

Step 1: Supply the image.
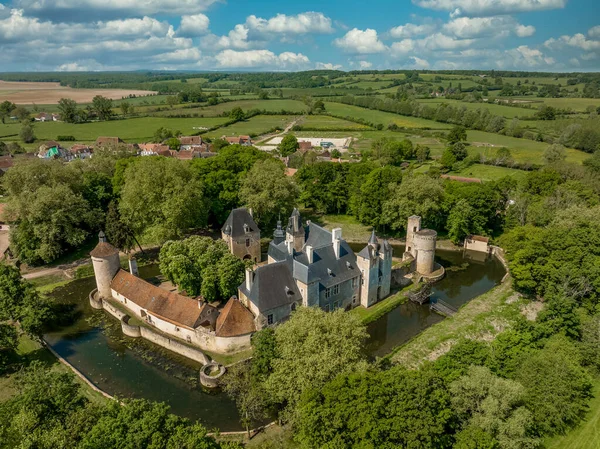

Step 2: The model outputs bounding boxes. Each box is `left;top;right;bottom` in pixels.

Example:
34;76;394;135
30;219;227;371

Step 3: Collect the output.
0;0;598;71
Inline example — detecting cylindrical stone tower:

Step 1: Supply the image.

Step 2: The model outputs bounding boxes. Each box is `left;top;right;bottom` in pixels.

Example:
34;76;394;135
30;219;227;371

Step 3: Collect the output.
406;215;422;258
90;231;121;299
414;229;437;275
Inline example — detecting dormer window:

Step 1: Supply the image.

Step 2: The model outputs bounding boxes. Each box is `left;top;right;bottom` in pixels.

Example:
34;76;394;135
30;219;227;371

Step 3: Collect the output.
346;261;352;269
285;286;294;296
244;223;250;233
327;268;333;277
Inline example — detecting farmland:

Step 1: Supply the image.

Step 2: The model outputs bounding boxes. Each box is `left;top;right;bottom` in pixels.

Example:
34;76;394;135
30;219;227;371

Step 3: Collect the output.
0;81;156;104
204;115;294;139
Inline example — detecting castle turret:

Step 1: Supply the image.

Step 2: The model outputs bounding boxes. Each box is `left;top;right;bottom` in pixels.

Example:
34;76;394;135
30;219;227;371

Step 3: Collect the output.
286;208;305;252
273;219;285;245
90;231;121;299
414;229;437;275
406;215;421;258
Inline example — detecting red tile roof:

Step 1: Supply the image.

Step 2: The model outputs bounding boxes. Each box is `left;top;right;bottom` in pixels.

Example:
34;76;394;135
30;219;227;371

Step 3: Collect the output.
215;297;256;337
111;270;207;330
179;136;203;145
96;137;123;147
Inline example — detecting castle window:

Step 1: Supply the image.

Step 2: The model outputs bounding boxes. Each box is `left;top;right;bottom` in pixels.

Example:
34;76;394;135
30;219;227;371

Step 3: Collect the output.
267;314;274;325
244;224;250;233
325;288;331;299
352;295;357;304
291;303;296;311
245;238;250;247
413;226;417;232
333;284;340;295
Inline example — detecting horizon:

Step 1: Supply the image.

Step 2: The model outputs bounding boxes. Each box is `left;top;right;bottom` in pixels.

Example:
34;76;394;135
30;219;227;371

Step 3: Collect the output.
0;0;598;72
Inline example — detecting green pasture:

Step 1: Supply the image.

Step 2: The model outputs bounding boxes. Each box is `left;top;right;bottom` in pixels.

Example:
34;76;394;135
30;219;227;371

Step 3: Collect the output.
511;96;600;112
417;98;537;118
466;130;588;164
298;115;371;130
0;116;230;144
204;115;294;139
324;102;453;129
450;164;528;182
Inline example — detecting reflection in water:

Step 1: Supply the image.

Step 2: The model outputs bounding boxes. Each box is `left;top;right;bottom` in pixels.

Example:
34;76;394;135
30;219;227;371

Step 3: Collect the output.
360;245;506;357
43;247;504;428
44;265;242;431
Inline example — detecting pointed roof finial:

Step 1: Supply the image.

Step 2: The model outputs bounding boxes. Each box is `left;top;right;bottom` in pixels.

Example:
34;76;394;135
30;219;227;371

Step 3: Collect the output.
99;231;107;243
369;229;378;245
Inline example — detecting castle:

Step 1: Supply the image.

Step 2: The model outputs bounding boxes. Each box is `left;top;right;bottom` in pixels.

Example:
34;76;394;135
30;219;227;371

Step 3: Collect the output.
401;215;444;281
236;209;393;328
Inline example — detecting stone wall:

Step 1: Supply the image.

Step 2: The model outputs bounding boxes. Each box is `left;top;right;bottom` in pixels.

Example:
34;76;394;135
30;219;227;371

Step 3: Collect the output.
139;327;210;364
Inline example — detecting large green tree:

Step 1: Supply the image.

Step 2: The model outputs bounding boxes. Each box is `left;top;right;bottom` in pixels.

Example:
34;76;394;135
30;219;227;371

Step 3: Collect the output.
279;134;299;157
353;166;403;228
0;101;16;124
57;98;79;123
239;159;298;228
119;158;209;242
92;95;113;121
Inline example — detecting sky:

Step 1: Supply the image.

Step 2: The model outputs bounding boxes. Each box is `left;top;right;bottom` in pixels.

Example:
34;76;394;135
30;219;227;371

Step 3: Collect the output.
0;0;598;72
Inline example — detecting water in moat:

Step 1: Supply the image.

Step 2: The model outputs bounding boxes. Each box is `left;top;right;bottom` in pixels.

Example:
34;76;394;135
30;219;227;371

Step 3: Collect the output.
349;244;506;357
43;246;504;430
43;264;242;431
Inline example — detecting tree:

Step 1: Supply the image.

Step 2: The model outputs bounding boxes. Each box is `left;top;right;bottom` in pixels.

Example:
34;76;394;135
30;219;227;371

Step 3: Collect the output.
447;198;485;244
450;366;539;449
382;175;445;231
165;137;181;151
447;125;467;145
0;101;16;124
278;134;299;157
250;328;277;379
331;148;341;159
450;142;468;161
440;148;457;169
313;99;325;112
105;201;136;252
239;159;298;228
353;166;403;228
58;98;79;123
153;127;174;143
495;147;513;166
0;324;18;374
229;107;245;122
13;106;29;122
120;101;132;116
543;144;567;164
19;122;35;143
535;105;556;120
0;263;52;336
119;158;208;242
516;336;593;436
92;95;113;121
295;365;454;448
416;144;431;162
166;95;178;108
266;307;368;418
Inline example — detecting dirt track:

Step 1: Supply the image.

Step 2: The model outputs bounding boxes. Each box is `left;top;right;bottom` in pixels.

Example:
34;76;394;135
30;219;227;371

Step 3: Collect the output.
0;81;156;105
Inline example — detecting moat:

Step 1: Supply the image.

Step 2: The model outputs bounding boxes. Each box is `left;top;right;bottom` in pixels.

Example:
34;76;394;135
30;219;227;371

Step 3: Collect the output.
44;246;505;430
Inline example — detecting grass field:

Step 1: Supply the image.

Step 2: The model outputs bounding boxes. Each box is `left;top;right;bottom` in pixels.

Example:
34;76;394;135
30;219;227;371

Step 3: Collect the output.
450;164;529;181
324;102;453;129
298;115;371;130
417;98;538;119
511;97;600;112
466;130;589;164
0;116;230;144
204;115;295;138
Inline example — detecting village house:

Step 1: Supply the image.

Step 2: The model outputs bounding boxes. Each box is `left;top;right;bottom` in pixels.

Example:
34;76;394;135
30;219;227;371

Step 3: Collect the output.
34;112;60;122
95;136;125;148
464;235;490;253
138;143;174;157
237;209;392;328
179;136;207;151
221;207;261;263
69;144;93;160
224;136;252;146
298;141;313;152
37;141;67;159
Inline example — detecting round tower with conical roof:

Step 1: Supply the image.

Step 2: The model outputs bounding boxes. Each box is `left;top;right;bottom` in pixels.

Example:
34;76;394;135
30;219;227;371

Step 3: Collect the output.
90;231;121;299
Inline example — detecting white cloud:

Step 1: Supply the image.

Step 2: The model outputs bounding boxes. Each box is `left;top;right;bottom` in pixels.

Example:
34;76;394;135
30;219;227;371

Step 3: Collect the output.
443;16;534;39
359;60;373;69
152;48;202;62
245;12;333;36
412;0;567;16
409;56;430;68
215;49;309;69
581;52;598;61
333;28;386;54
216;24;252;49
503;45;555;68
589;26;600;38
15;0;219;16
316;62;343;70
389;22;435;38
178;14;210;37
545;33;600;51
56;59;106;71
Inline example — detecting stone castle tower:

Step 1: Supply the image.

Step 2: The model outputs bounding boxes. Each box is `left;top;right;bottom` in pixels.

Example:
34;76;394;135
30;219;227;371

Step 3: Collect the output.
404;216;437;276
90;231;121;299
356;230;392;308
286;208;305;252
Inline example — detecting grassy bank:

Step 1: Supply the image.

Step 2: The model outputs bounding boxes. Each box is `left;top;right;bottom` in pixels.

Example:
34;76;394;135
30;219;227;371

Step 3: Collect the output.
351;284;416;325
390;280;533;368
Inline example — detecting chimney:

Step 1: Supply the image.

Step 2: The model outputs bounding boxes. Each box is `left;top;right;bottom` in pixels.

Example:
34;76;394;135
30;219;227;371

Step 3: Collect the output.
306;245;314;264
128;256;139;277
245;268;254;291
286;240;294;255
248;208;253;217
332;228;342;259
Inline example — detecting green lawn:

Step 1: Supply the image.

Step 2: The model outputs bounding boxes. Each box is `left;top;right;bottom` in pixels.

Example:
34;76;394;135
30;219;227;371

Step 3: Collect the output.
0;116;230;144
466;130;588;164
315;214;373;242
450;164;529;182
544;378;600;449
324;102;453;129
351;284;415;325
204;115;295;138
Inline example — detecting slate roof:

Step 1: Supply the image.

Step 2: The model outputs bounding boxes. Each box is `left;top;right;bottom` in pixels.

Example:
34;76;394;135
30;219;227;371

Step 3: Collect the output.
239;260;300;312
222;208;260;238
111;270;206;330
215;297;256;337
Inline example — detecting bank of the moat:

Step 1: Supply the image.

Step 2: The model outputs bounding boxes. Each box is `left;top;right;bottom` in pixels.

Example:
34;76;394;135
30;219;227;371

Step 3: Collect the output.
43;245;505;430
